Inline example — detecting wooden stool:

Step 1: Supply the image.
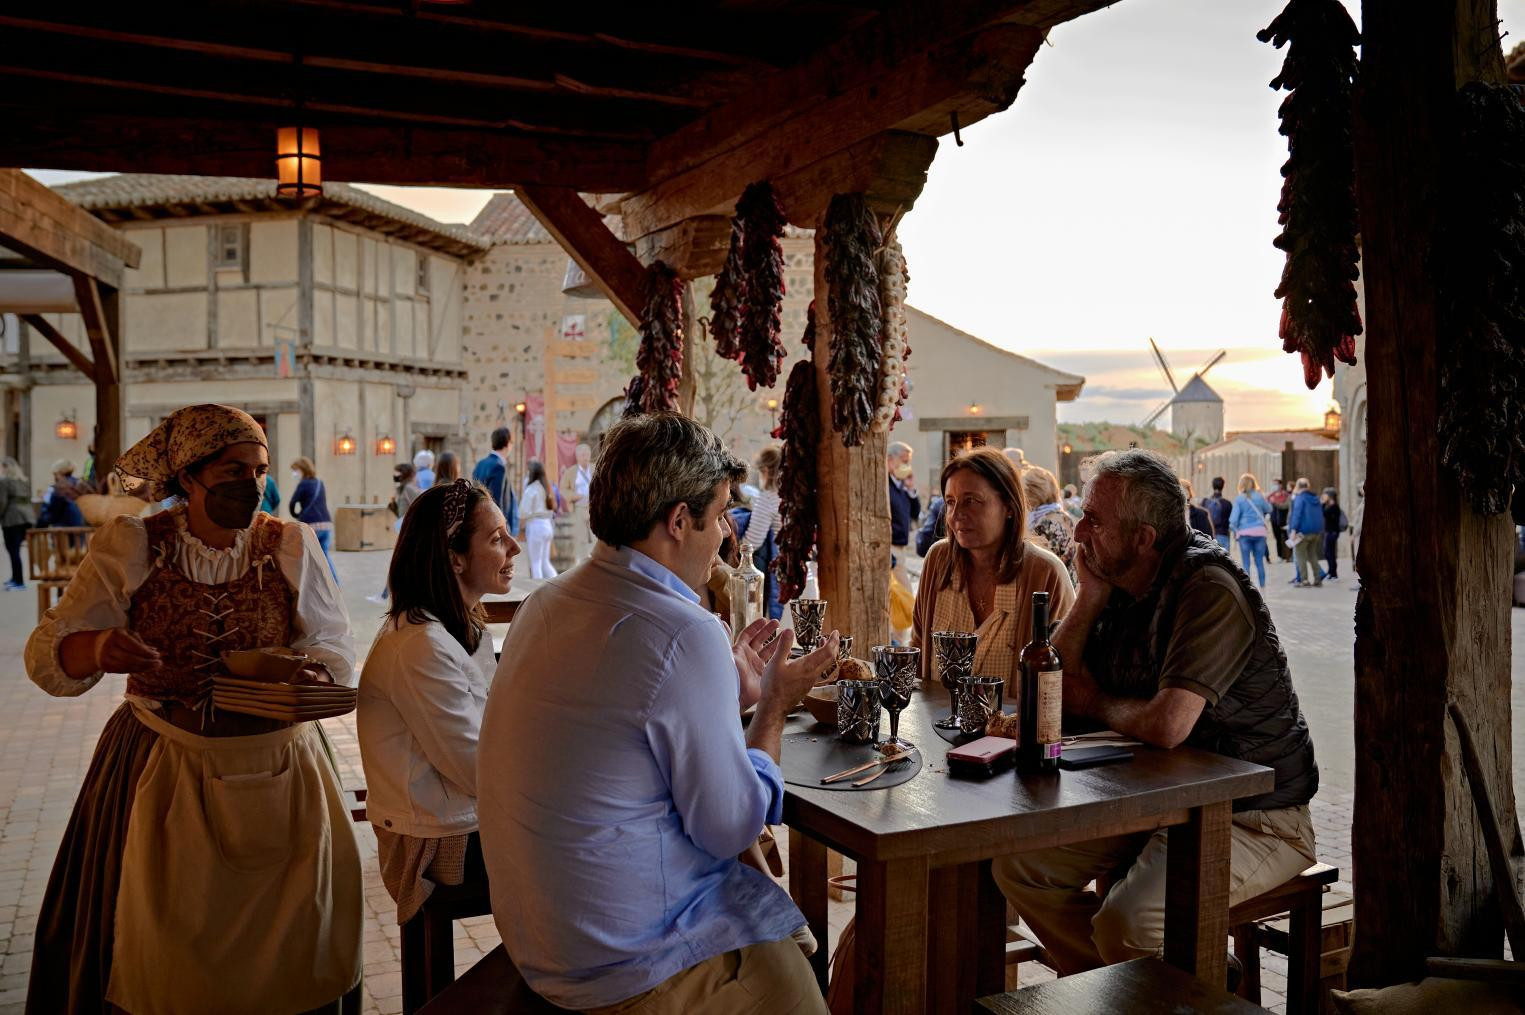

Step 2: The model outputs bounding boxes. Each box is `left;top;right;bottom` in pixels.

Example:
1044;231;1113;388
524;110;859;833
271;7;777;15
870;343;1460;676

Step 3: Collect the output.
975;956;1271;1013
1228;862;1338;1015
401;880;492;1014
418;944;572;1015
27;526;92;621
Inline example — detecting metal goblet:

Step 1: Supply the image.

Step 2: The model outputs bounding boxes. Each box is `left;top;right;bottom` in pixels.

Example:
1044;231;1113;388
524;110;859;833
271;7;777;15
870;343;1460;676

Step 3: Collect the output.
836;678;881;745
790;598;828;652
957;675;1005;737
875;677;915;755
932;631;978;730
871;645;919;699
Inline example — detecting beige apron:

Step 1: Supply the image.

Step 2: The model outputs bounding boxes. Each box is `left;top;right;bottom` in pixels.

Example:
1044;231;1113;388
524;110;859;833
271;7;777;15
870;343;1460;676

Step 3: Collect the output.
105;704;362;1015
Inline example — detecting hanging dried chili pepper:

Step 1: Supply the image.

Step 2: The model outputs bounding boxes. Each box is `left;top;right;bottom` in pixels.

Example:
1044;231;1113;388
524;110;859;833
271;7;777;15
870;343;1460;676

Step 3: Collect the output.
635;261;684;414
1259;0;1362;388
1436;82;1525;515
621;374;645;419
735;182;788;391
801;300;817;353
823;194;884;447
709;216;746;361
772;358;821;603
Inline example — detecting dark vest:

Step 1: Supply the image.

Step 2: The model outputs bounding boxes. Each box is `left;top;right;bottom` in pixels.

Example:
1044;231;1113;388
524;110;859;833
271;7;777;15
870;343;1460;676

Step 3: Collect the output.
1086;531;1319;811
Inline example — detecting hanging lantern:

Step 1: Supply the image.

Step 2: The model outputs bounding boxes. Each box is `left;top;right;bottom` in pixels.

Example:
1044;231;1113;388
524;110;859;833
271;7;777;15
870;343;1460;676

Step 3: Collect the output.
334;429;356;455
560;258;602;300
55;411;78;440
374;434;396;456
1323;405;1342;436
275;127;323;198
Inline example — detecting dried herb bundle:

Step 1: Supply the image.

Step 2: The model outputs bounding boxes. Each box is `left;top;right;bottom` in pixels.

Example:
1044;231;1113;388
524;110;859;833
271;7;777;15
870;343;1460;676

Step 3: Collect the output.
636;261;684;414
1437;82;1525;515
824;194;884;447
873;236;910;433
709;217;746;361
1259;0;1362;388
773;358;821;602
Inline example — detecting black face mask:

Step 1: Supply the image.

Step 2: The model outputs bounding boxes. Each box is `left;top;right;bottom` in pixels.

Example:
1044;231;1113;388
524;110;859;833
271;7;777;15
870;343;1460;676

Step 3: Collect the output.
193;476;263;530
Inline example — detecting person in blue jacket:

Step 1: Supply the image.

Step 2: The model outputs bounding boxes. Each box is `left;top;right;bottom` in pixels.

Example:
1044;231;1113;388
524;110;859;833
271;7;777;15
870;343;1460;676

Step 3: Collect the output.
1201;477;1233;551
260;474;281;516
471;426;519;538
1228;473;1272;588
1287;477;1326;587
288;455;338;582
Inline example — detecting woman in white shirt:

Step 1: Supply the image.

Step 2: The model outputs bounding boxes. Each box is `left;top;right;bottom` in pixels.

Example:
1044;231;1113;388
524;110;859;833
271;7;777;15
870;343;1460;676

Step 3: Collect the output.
520;459;557;579
358;477;520;925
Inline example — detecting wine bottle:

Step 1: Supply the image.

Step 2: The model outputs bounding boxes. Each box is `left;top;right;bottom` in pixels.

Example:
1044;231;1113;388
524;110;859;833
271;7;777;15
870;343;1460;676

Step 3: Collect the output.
1018;591;1063;772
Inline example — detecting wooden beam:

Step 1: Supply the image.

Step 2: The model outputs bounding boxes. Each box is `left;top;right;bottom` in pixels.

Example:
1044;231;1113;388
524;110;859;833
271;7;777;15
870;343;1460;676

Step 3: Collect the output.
94;285;124;476
634;215;732;280
619;23;1041;237
771;132;940;226
1349;0;1518;986
0;169;142;287
71;275;116;385
516;187;645;325
19;314;94;382
0;110;647;193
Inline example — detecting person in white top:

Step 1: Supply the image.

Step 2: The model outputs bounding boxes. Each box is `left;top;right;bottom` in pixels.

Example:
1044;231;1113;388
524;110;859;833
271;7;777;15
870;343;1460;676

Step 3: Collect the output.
560;442;595;562
521;459;558;579
358;477;520;924
740;445;782;618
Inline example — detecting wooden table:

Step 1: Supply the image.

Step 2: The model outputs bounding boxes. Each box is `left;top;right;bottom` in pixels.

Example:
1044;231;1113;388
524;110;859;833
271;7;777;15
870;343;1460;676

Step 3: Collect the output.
782;688;1274;1015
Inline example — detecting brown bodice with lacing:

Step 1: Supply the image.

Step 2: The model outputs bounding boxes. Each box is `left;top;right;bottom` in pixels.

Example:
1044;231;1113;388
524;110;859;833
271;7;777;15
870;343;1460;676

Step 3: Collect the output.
126;511;296;706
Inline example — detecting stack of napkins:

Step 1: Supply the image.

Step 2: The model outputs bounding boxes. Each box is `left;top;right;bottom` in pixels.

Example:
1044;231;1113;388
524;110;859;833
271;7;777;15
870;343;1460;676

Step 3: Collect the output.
211;675;357;722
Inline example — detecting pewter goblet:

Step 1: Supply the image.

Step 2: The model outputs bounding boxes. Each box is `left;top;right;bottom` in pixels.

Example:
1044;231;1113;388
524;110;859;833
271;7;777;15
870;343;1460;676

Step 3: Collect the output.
836;678;881;745
871;645;919;698
790;598;828;652
932;631;978;730
875;676;915;755
836;635;854;660
957;675;1005;737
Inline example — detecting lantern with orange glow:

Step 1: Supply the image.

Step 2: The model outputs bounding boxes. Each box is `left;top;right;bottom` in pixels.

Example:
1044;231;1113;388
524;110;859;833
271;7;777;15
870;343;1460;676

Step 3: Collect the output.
275;127;322;198
375;434;397;456
334;430;357;455
55;412;78;440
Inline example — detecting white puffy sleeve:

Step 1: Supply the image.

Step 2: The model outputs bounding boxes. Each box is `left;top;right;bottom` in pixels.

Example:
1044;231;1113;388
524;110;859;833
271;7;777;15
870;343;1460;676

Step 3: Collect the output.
24;515;152;697
276;521;357;686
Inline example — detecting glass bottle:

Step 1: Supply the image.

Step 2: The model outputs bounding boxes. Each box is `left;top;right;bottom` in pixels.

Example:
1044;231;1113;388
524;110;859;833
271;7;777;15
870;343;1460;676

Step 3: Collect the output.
1018;591;1063;772
728;542;765;640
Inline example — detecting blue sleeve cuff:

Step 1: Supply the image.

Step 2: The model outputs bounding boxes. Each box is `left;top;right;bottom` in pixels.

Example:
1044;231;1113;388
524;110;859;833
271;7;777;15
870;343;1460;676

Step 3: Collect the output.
746;748;786;826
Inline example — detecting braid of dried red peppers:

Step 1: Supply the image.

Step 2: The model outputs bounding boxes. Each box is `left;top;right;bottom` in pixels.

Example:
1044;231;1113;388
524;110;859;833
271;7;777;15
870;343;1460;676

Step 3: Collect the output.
824;194;884;448
735;182;788;391
709;216;746;362
1259;0;1362;388
636;261;684;414
772;357;821;604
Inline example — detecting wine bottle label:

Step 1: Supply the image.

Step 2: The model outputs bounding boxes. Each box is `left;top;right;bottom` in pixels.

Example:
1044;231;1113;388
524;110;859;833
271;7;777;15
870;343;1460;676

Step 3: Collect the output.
1037;667;1063;745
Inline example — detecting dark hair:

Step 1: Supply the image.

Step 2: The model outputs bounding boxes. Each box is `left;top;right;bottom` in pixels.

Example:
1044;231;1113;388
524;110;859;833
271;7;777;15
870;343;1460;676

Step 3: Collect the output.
435;451;461;483
387;481;491;653
394;463;415;483
1211;476;1225;491
526;459;549;493
491;427;511;451
755;446;782;490
590;412;746;547
937;446;1029;588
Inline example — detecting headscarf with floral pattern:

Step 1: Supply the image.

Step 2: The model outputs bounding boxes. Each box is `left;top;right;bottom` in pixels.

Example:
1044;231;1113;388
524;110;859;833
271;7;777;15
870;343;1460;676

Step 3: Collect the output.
115;403;267;498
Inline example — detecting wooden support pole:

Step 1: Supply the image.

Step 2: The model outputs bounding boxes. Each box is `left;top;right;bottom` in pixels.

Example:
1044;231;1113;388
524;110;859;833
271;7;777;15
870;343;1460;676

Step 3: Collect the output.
516;186;646;326
811;220;891;650
1350;0;1517;984
93;285;123;476
678;281;698;417
19;314;94;382
70;274;116;384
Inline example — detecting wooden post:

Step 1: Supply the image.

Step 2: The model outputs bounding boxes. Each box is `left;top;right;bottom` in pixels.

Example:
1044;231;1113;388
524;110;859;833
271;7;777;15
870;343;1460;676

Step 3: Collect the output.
811;220;891;649
92;284;123;476
1350;0;1517;984
678;281;698;417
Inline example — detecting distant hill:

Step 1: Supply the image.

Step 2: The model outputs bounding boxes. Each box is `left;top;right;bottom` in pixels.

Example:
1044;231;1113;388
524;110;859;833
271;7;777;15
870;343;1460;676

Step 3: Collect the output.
1057;422;1189;455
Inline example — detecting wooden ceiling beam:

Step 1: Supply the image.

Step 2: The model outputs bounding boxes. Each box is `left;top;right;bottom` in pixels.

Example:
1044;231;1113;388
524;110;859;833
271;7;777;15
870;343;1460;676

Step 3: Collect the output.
0;170;142;288
634;216;734;281
620;22;1040;237
515;187;645;326
771;131;939;225
0;111;647;192
20;313;95;382
71;274;117;385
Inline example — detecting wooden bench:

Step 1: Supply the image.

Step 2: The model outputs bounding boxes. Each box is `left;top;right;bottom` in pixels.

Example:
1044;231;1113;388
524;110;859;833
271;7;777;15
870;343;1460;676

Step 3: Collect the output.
344;786;492;1014
27;526;91;619
417;944;572;1014
975;956;1271;1013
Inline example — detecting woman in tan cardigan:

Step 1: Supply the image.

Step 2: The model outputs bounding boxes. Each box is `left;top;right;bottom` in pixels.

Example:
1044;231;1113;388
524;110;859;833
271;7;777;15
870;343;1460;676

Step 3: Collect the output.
911;446;1075;692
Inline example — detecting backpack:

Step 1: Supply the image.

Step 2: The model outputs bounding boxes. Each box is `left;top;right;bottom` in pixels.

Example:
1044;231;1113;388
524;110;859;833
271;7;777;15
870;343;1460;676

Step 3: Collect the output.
1337;508;1349;533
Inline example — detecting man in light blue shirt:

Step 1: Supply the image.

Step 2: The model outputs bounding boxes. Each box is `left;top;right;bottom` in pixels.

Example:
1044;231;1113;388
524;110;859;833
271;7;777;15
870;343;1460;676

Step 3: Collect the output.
479;412;838;1012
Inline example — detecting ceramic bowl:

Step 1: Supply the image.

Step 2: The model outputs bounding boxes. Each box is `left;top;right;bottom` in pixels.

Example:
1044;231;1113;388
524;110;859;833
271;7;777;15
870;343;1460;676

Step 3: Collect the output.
802;685;840;726
222;646;309;682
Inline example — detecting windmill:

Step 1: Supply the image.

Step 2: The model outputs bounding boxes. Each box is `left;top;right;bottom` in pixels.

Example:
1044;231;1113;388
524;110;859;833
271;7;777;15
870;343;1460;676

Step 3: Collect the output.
1142;338;1226;443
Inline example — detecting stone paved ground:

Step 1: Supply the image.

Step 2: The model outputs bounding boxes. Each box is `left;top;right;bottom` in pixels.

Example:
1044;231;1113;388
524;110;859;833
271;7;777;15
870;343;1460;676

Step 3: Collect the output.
0;543;1519;1013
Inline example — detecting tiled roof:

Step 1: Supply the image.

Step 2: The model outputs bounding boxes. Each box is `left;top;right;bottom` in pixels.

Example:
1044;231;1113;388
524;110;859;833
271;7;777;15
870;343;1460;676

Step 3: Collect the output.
53;174;489;255
1215;429;1338;452
471;191;815;246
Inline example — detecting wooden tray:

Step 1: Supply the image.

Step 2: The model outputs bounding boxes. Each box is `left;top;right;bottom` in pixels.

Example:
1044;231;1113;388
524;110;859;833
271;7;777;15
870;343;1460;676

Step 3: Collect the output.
211;683;356;705
212;674;354;696
211;694;356;722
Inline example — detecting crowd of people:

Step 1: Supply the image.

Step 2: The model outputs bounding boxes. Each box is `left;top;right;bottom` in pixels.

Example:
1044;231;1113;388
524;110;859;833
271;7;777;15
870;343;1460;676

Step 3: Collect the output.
9;401;1350;1013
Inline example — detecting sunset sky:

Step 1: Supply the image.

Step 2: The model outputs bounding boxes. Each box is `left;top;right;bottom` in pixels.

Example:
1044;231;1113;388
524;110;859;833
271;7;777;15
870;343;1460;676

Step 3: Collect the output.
30;0;1525;431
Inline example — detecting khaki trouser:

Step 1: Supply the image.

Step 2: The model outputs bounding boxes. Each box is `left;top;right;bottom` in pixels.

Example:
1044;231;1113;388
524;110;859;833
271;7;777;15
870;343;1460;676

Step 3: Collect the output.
992;805;1317;975
585;938;827;1015
1293;536;1323;584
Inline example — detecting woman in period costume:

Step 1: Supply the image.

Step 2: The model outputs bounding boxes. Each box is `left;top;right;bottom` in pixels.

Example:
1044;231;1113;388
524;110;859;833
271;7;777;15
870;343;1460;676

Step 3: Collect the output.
358;479;518;926
23;403;362;1015
911;446;1075;692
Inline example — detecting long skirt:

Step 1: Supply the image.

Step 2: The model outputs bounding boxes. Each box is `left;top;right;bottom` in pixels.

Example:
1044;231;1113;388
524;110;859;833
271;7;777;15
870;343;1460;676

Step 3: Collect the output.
26;704;362;1015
